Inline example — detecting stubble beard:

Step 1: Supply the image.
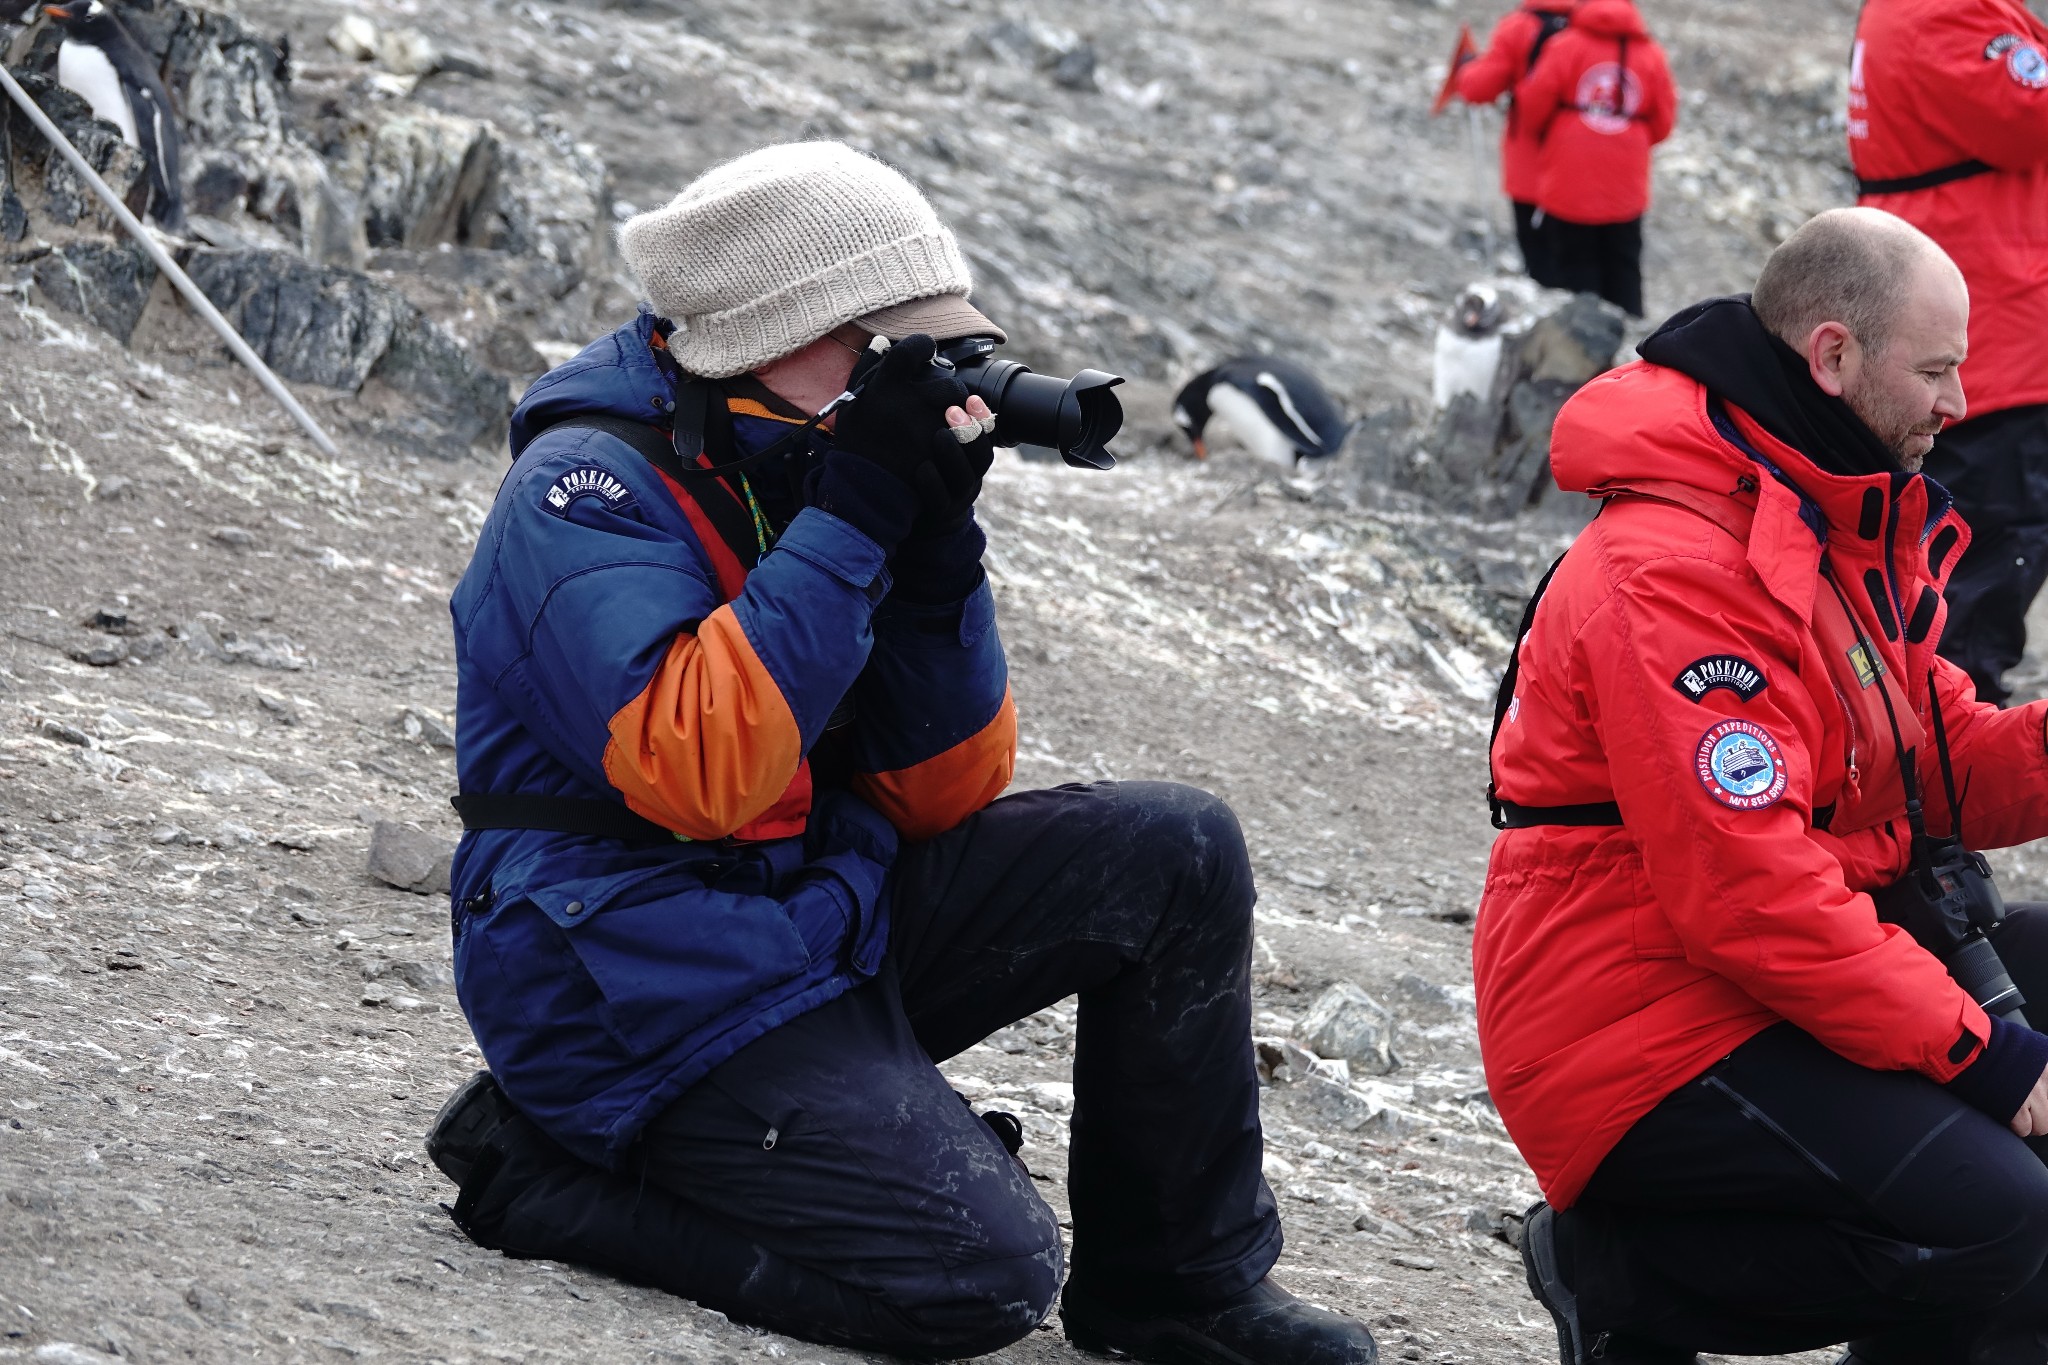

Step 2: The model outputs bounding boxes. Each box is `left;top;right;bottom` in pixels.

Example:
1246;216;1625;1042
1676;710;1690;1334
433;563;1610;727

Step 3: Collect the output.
1843;379;1939;473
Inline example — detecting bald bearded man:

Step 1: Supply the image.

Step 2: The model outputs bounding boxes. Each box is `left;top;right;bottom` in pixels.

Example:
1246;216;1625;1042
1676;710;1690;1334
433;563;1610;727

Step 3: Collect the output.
1478;208;2048;1365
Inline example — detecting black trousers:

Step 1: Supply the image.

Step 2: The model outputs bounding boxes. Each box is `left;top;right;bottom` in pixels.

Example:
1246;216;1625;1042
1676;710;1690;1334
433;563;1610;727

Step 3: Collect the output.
1927;405;2048;704
1515;200;1566;291
455;781;1280;1359
1564;906;2048;1364
1543;213;1644;317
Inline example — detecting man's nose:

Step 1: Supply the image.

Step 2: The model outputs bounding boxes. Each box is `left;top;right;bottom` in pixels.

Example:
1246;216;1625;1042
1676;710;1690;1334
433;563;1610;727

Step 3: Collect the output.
1937;373;1968;425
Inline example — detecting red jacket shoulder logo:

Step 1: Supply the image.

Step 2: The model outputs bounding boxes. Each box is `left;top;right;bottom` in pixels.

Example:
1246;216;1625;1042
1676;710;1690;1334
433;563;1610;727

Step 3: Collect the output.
1695;720;1788;810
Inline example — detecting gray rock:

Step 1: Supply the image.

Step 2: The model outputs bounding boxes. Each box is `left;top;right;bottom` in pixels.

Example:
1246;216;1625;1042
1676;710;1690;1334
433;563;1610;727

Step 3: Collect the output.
181;248;507;447
0;184;27;242
38;719;91;746
33;1343;123;1365
253;687;299;724
65;639;129;667
1299;981;1399;1075
31;242;158;343
4;72;147;230
366;820;453;895
147;689;215;717
400;706;456;749
328;106;498;249
181;249;404;391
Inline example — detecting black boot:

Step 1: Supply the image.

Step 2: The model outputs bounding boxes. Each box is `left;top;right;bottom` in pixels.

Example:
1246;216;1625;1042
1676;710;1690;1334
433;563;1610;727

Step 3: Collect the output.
1062;1275;1378;1365
424;1069;525;1187
1523;1202;1694;1365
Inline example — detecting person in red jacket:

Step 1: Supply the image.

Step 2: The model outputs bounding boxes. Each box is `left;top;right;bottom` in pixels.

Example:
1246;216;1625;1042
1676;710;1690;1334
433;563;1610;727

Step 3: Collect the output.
1479;208;2048;1365
1451;0;1580;286
1851;0;2048;704
1514;0;1676;316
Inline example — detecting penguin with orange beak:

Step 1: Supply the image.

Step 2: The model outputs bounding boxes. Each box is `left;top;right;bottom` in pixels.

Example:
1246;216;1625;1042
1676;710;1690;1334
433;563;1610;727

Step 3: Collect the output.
1172;356;1353;468
41;0;183;230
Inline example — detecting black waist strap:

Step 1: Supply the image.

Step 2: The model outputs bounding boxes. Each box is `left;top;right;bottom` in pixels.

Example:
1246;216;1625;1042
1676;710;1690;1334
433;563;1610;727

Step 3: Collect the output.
1857;160;1993;196
1490;796;1623;830
451;793;687;845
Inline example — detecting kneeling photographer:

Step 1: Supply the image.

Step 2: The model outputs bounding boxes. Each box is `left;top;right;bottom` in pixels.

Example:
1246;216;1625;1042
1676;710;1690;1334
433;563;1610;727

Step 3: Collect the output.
423;141;1378;1365
1480;207;2048;1365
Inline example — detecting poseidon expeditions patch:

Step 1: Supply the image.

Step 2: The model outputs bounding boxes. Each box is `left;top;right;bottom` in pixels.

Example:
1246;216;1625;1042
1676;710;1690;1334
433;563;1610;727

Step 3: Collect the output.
543;466;636;518
1695;720;1788;811
1986;33;2048;87
1672;654;1766;703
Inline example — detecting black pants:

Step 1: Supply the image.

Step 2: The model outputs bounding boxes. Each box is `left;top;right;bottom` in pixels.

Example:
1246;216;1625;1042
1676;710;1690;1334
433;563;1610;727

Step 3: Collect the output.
1927;405;2048;704
455;781;1280;1359
1564;906;2048;1364
1515;200;1565;291
1543;213;1644;317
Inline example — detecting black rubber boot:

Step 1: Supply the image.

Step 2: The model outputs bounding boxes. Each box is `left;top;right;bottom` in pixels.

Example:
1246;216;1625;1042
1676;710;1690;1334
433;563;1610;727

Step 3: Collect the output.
424;1069;524;1187
1524;1200;1588;1365
1061;1275;1378;1365
1523;1202;1693;1365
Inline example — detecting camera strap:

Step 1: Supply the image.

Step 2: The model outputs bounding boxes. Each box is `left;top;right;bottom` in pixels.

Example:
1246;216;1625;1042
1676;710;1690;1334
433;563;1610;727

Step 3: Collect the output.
1820;559;1933;848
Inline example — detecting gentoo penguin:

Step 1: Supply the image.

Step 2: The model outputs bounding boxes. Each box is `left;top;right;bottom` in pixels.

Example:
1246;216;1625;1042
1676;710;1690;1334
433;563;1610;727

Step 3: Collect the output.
1172;356;1352;469
1431;284;1507;410
42;0;183;230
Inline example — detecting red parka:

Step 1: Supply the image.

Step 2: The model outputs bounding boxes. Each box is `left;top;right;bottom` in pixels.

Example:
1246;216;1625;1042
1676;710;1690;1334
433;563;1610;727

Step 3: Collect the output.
1850;0;2048;416
1517;0;1676;225
1454;0;1580;204
1475;359;2048;1208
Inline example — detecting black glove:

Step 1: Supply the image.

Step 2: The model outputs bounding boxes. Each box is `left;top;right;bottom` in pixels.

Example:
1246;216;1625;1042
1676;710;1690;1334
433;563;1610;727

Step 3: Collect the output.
807;334;963;551
908;413;996;541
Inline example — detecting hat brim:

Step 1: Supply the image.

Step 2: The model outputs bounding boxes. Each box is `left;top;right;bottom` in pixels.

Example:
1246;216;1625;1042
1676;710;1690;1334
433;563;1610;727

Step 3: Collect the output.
855;294;1005;345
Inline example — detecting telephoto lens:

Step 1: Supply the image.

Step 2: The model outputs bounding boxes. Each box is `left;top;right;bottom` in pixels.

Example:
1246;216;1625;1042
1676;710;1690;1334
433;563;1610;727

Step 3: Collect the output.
935;337;1125;470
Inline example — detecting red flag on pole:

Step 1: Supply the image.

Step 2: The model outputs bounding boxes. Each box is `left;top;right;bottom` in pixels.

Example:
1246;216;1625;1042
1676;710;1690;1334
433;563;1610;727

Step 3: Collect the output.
1431;24;1478;116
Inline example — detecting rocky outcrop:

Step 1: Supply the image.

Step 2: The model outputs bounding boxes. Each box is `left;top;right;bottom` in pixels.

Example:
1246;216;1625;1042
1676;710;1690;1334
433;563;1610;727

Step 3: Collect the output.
2;75;148;235
1420;288;1627;516
31;241;157;341
179;248;508;448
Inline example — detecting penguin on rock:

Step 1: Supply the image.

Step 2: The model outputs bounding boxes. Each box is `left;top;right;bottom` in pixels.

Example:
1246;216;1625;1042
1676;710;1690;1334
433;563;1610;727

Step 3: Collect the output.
42;0;183;230
1431;285;1507;410
1171;356;1353;469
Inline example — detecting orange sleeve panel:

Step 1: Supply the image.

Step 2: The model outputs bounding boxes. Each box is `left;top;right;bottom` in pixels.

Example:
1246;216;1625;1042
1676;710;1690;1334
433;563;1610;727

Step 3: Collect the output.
853;687;1018;843
602;603;804;840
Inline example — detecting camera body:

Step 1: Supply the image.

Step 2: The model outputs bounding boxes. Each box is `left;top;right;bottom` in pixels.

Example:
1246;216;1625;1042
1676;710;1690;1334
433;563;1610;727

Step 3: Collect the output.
933;337;1125;470
1871;836;2029;1025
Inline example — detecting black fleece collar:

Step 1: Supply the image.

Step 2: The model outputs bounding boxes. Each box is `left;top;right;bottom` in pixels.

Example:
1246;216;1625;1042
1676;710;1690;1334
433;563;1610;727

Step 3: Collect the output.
1636;295;1903;481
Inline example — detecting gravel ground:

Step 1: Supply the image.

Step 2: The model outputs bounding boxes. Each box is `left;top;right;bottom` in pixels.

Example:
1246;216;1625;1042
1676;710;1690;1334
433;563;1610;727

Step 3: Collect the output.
6;0;2046;1359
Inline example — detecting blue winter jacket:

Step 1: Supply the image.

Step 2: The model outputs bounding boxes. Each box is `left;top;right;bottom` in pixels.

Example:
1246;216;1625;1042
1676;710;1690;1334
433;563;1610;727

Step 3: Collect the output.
446;313;1016;1168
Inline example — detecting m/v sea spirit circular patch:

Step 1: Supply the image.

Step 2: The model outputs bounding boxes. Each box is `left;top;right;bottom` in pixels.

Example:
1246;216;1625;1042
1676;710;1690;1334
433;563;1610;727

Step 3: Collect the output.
1695;719;1788;811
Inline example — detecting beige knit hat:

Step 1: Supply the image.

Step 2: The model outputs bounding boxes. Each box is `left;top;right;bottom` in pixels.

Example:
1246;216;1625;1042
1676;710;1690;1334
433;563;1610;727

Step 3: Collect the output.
618;141;1003;379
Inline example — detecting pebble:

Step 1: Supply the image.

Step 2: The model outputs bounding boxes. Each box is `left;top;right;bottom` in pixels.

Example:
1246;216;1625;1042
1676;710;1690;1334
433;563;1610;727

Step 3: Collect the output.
211;526;257;550
38;719;92;746
366;820;455;896
148;690;215;718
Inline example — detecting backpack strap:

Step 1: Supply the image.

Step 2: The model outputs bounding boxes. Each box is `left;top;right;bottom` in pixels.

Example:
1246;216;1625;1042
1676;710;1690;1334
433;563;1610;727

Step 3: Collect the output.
1857;160;1994;197
1487;550;1626;830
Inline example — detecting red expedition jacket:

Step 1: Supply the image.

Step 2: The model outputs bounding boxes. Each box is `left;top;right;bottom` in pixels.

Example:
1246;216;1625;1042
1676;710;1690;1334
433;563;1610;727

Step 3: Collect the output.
1517;0;1676;225
1850;0;2048;415
1475;360;2048;1208
1455;0;1580;203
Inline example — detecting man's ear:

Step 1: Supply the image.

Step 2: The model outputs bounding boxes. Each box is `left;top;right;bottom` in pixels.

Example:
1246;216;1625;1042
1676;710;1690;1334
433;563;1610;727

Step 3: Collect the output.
1806;321;1857;398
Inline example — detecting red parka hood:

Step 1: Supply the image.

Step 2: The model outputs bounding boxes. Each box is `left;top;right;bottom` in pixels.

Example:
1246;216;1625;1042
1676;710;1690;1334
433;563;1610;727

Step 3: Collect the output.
1570;0;1648;38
